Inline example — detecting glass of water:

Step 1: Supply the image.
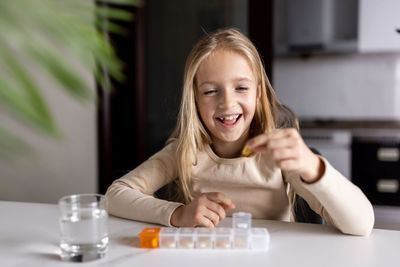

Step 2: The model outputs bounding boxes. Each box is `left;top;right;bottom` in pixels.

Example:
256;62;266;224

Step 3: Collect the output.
58;194;108;262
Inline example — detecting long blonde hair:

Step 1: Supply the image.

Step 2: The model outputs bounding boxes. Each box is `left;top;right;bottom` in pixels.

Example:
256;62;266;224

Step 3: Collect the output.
167;28;296;203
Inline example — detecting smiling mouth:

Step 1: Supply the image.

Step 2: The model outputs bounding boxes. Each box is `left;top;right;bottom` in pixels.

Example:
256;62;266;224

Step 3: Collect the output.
216;114;242;125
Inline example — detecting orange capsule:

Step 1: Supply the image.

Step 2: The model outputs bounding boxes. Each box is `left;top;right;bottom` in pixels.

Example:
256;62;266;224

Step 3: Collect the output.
241;146;252;157
139;227;161;248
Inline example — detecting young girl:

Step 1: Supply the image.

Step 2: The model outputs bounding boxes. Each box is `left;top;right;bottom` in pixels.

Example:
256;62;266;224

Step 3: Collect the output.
106;28;374;236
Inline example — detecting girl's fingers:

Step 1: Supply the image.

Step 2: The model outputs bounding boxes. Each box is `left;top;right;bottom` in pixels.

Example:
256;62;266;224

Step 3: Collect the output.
205;199;226;220
270;147;297;162
246;128;297;149
246;129;304;156
203;208;221;226
193;203;221;227
246;134;269;149
183;192;234;228
266;136;297;150
197;215;215;228
205;192;235;210
263;128;295;142
251;138;295;153
244;128;322;180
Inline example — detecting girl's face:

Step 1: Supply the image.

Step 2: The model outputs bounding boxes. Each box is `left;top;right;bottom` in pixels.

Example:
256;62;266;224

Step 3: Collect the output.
195;49;259;155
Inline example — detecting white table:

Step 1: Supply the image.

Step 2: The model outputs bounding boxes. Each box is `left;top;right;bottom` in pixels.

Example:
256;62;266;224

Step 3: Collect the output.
0;201;398;267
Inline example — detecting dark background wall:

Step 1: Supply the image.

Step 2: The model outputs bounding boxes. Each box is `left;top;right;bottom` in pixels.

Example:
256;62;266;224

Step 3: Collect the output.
145;0;249;156
97;0;273;192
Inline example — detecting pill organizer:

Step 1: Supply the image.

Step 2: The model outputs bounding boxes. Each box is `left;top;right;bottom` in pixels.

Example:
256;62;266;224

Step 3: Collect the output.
139;212;270;250
233;212;252;229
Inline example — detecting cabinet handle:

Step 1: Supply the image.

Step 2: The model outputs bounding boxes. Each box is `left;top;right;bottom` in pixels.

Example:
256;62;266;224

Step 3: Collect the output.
397;28;400;34
377;179;399;193
377;148;399;162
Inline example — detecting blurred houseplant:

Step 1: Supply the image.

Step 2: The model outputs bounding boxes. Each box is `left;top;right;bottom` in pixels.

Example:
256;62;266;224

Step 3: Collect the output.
0;0;138;159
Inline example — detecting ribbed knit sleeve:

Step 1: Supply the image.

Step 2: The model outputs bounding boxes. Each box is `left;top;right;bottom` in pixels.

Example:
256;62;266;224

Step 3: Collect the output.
105;141;184;226
284;157;375;236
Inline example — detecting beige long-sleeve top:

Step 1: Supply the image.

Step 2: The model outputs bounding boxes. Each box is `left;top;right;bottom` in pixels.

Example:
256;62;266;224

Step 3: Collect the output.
106;141;374;236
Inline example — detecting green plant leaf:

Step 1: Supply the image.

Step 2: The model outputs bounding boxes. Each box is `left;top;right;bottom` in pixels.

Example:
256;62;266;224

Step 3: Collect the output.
0;40;59;136
25;44;92;101
0;0;137;159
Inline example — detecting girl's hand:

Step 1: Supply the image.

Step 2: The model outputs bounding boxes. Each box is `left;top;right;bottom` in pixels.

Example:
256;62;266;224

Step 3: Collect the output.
170;192;235;228
245;128;325;183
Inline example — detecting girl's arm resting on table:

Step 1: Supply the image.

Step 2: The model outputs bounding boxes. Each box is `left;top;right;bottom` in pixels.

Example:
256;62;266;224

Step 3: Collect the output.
105;141;183;226
106;181;183;226
285;157;375;236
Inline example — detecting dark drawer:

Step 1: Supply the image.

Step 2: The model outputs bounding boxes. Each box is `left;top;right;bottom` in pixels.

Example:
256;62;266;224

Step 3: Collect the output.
352;138;400;206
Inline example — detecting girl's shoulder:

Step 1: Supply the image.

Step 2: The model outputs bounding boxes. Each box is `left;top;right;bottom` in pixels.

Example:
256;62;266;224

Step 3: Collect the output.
164;138;178;150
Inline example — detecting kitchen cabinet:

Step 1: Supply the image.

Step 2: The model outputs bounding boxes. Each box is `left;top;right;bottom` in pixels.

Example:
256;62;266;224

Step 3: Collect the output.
274;0;400;55
359;0;400;52
352;135;400;206
301;123;400;207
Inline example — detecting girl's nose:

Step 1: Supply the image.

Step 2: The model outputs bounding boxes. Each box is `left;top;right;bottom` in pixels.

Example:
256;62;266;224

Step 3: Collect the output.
219;90;235;109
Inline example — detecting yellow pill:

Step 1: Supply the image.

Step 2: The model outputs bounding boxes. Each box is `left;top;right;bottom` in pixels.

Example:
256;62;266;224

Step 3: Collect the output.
241;146;252;156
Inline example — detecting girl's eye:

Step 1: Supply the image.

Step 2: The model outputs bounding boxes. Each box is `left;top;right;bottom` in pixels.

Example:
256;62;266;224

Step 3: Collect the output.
204;89;217;95
236;86;248;91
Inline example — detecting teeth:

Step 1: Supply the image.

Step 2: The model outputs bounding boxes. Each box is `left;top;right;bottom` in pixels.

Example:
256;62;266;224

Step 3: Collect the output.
220;115;239;121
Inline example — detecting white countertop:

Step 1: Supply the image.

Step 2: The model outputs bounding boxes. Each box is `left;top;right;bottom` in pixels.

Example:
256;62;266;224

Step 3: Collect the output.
0;201;399;267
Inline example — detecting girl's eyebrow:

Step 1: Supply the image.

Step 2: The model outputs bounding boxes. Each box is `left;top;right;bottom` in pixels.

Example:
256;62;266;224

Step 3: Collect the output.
198;81;217;88
233;77;253;83
198;77;253;88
